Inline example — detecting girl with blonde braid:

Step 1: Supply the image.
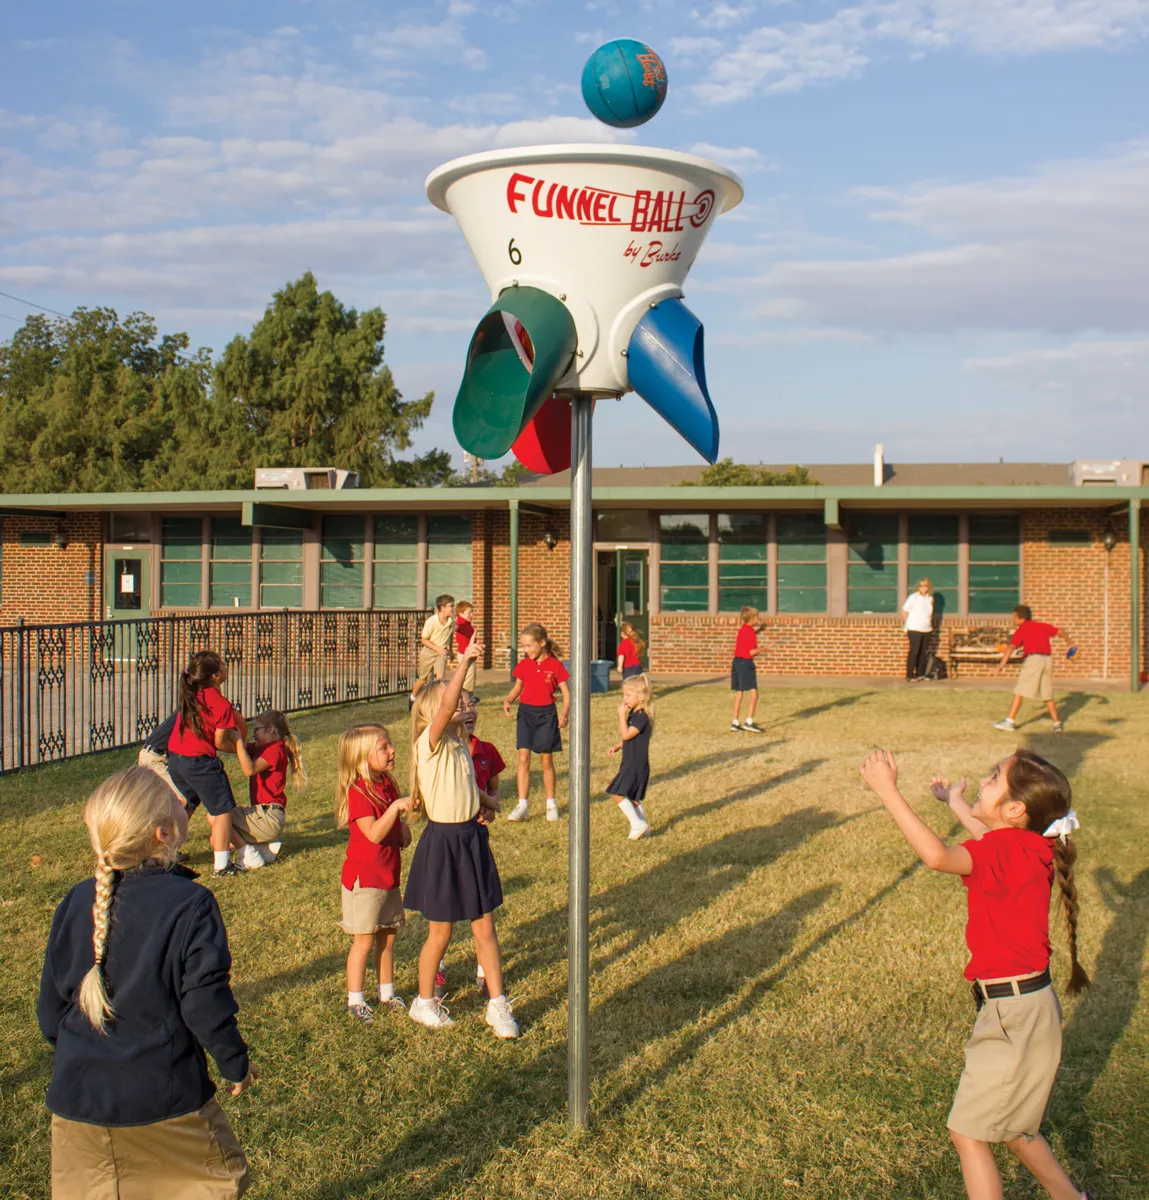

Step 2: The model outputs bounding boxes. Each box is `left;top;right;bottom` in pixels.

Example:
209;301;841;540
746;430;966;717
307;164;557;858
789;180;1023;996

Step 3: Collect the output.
860;748;1093;1200
38;766;255;1199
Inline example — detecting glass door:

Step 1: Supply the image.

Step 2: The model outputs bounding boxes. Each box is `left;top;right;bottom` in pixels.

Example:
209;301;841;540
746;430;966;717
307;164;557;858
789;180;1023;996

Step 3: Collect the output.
104;551;151;659
596;550;649;665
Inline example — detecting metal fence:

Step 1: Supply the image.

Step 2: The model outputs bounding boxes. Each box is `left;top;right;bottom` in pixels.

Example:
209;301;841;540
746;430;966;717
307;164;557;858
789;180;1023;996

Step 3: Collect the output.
0;609;428;774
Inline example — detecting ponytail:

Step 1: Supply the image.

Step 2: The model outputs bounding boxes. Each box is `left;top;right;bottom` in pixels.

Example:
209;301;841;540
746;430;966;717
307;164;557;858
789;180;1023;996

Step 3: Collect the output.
621;622;646;658
254;709;307;788
1053;837;1091;996
522;622;561;659
77;855;117;1033
178;650;223;739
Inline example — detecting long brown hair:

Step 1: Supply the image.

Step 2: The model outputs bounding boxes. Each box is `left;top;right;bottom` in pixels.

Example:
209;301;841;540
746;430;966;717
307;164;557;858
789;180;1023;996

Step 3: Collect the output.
178;650;223;739
620;621;646;658
80;767;183;1032
1007;749;1090;995
253;709;306;787
521;622;561;658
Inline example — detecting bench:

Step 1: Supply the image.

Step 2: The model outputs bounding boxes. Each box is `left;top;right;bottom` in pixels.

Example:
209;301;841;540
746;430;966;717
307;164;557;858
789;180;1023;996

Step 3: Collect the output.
949;626;1021;679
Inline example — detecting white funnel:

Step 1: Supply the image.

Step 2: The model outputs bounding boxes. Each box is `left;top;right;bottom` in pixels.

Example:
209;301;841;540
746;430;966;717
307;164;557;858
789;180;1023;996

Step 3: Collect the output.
426;144;743;395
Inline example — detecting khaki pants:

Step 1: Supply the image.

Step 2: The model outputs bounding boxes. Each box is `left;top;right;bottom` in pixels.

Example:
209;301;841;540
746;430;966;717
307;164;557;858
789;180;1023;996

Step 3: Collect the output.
51;1098;249;1199
417;648;446;684
230;803;286;846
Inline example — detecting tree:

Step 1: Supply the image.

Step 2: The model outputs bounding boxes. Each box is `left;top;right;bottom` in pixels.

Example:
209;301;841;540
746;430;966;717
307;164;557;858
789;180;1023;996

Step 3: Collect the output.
680;458;819;487
214;273;435;488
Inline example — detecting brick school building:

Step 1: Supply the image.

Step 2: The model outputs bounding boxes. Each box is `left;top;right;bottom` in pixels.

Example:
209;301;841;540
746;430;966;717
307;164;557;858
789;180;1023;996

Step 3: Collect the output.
0;459;1145;687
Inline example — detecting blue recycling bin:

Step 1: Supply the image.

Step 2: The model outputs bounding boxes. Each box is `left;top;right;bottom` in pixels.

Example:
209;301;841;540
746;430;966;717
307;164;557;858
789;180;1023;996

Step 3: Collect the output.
564;660;613;693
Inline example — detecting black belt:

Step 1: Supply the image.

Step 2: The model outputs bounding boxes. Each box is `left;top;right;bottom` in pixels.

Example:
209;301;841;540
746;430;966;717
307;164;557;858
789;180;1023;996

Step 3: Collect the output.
972;966;1051;1011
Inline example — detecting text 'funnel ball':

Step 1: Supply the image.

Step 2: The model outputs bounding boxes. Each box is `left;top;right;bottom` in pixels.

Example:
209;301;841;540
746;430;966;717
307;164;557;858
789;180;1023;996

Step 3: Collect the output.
627;299;719;464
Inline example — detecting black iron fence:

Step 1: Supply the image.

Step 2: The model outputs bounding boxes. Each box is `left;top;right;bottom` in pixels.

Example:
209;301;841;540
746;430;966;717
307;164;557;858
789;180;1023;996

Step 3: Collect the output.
0;609;428;774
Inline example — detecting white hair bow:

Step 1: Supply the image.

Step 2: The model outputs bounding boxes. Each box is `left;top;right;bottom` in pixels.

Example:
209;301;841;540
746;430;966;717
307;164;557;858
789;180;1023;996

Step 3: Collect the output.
1042;811;1080;842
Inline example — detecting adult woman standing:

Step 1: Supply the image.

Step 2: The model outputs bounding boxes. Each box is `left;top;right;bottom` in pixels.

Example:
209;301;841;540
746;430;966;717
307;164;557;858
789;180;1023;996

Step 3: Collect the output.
903;577;935;681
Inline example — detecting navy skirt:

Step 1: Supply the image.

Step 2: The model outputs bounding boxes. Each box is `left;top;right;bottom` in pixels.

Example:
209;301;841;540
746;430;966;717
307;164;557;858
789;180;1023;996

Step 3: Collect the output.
621;664;643;680
517;702;562;753
167;753;235;817
403;818;503;923
606;761;649;803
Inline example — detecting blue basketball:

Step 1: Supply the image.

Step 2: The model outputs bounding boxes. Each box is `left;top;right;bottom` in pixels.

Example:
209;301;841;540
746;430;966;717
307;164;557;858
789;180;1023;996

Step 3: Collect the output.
581;39;668;129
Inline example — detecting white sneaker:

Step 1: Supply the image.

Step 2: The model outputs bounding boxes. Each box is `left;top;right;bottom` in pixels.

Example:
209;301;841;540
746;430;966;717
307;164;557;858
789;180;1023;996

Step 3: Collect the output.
627;821;652;840
240;844;267;870
545;801;560;822
741;720;762;733
992;719;1016;732
730;720;742;732
486;995;520;1039
378;994;407;1013
506;800;529;822
408;996;455;1029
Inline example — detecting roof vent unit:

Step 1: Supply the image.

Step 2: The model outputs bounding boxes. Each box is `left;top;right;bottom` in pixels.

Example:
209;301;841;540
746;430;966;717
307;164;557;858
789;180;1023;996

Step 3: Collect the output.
254;468;359;490
1069;459;1144;487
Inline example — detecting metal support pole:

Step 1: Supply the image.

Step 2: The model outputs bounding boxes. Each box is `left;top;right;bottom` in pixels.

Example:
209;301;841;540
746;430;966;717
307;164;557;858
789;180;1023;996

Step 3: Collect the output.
509;500;520;677
568;392;593;1129
1131;498;1141;693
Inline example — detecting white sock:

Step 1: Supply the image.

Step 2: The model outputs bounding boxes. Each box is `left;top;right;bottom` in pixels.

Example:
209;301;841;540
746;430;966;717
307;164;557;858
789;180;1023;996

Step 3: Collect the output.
488;993;505;1005
546;797;558;807
213;850;231;870
617;798;641;828
476;963;486;980
635;803;646;822
268;841;282;857
378;982;394;1001
348;990;366;1007
518;798;529;806
438;958;446;971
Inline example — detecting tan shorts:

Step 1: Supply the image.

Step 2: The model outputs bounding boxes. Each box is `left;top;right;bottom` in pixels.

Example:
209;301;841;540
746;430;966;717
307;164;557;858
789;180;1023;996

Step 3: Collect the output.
137;747;190;809
340;883;404;934
230;803;286;846
1014;654;1054;701
51;1097;249;1199
417;648;447;683
461;658;478;694
948;984;1062;1143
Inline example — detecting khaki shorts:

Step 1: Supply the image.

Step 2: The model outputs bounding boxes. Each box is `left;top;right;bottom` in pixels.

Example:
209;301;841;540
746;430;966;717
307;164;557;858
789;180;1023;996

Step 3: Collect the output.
417;648;447;684
137;747;190;809
948;984;1062;1143
230;803;286;846
461;658;478;694
1015;654;1054;701
51;1097;249;1199
340;883;404;935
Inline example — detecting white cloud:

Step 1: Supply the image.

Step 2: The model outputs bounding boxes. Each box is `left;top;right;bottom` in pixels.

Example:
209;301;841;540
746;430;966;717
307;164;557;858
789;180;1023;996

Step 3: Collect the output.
686;142;771;172
692;0;1149;102
964;338;1149;409
712;326;873;345
755;142;1149;334
692;3;757;29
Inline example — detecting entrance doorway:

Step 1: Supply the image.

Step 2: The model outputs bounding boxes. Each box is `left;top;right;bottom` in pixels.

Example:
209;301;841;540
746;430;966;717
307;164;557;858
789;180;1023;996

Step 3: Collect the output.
596;549;649;665
104;551;151;658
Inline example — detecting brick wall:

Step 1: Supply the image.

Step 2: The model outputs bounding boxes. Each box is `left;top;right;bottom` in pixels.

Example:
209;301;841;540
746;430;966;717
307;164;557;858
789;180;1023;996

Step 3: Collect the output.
0;514;103;625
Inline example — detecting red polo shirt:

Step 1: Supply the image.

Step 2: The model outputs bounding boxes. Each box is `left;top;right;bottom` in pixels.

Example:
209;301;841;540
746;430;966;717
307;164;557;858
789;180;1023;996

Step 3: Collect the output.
961;827;1054;980
456;617;474;655
248;739;288;808
341;776;402;891
734;625;757;659
616;638;641;668
168;687;237;757
469;736;506;794
1011;620;1059;657
513;654;569;706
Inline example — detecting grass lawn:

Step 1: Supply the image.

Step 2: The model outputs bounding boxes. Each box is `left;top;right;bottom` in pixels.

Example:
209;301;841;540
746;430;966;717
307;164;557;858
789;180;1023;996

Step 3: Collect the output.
2;681;1148;1199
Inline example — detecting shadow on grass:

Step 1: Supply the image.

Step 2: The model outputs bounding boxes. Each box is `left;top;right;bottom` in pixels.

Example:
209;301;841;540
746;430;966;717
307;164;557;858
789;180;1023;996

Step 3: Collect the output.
765;691;878;728
660;758;830;832
650;740;784;789
1011;731;1113;786
1050;865;1149;1184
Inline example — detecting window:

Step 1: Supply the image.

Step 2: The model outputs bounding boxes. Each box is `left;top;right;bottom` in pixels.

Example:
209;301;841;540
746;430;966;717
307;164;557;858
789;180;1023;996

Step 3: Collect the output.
596;510;649;542
209;517;252;608
321;515;365;608
426;515;472;602
969;515;1021;613
374;515;419;608
659;514;709;611
777;515;827;613
110;513;151;543
908;515;958;617
19;531;52;547
161;517;202;608
848;514;899;613
260;529;303;609
717;513;767;612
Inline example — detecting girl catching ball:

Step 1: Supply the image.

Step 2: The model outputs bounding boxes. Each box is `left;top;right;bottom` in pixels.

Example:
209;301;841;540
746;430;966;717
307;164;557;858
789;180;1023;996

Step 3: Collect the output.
860;748;1092;1200
405;640;519;1038
606;673;654;840
504;622;570;822
335;723;415;1024
38;766;254;1199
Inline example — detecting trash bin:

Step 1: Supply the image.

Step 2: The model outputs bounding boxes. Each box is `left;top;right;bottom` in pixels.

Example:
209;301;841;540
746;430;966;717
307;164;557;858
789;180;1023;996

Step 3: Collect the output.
564;660;613;693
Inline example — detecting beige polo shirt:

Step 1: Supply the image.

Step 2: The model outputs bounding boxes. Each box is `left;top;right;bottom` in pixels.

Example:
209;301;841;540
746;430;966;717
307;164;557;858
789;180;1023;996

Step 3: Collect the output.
421;613;455;652
415;727;480;824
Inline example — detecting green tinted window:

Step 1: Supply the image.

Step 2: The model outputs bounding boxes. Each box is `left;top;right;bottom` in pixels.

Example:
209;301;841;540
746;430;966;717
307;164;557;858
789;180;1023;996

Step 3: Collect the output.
969;516;1020;612
908;515;959;615
321;516;364;608
660;515;709;611
427;515;472;603
210;518;252;608
374;515;418;609
161;517;202;608
717;513;767;611
777;515;826;613
848;514;898;613
260;529;303;609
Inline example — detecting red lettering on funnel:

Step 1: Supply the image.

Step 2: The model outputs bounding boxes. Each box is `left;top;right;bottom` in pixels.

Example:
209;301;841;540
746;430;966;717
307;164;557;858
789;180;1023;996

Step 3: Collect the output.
504;172;715;231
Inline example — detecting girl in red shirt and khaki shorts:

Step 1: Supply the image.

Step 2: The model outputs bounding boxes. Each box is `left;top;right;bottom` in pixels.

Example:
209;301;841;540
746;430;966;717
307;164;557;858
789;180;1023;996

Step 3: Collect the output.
860;747;1093;1200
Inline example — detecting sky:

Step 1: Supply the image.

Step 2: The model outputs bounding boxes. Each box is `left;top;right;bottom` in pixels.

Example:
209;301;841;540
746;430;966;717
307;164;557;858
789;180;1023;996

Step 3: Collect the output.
2;0;1148;471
